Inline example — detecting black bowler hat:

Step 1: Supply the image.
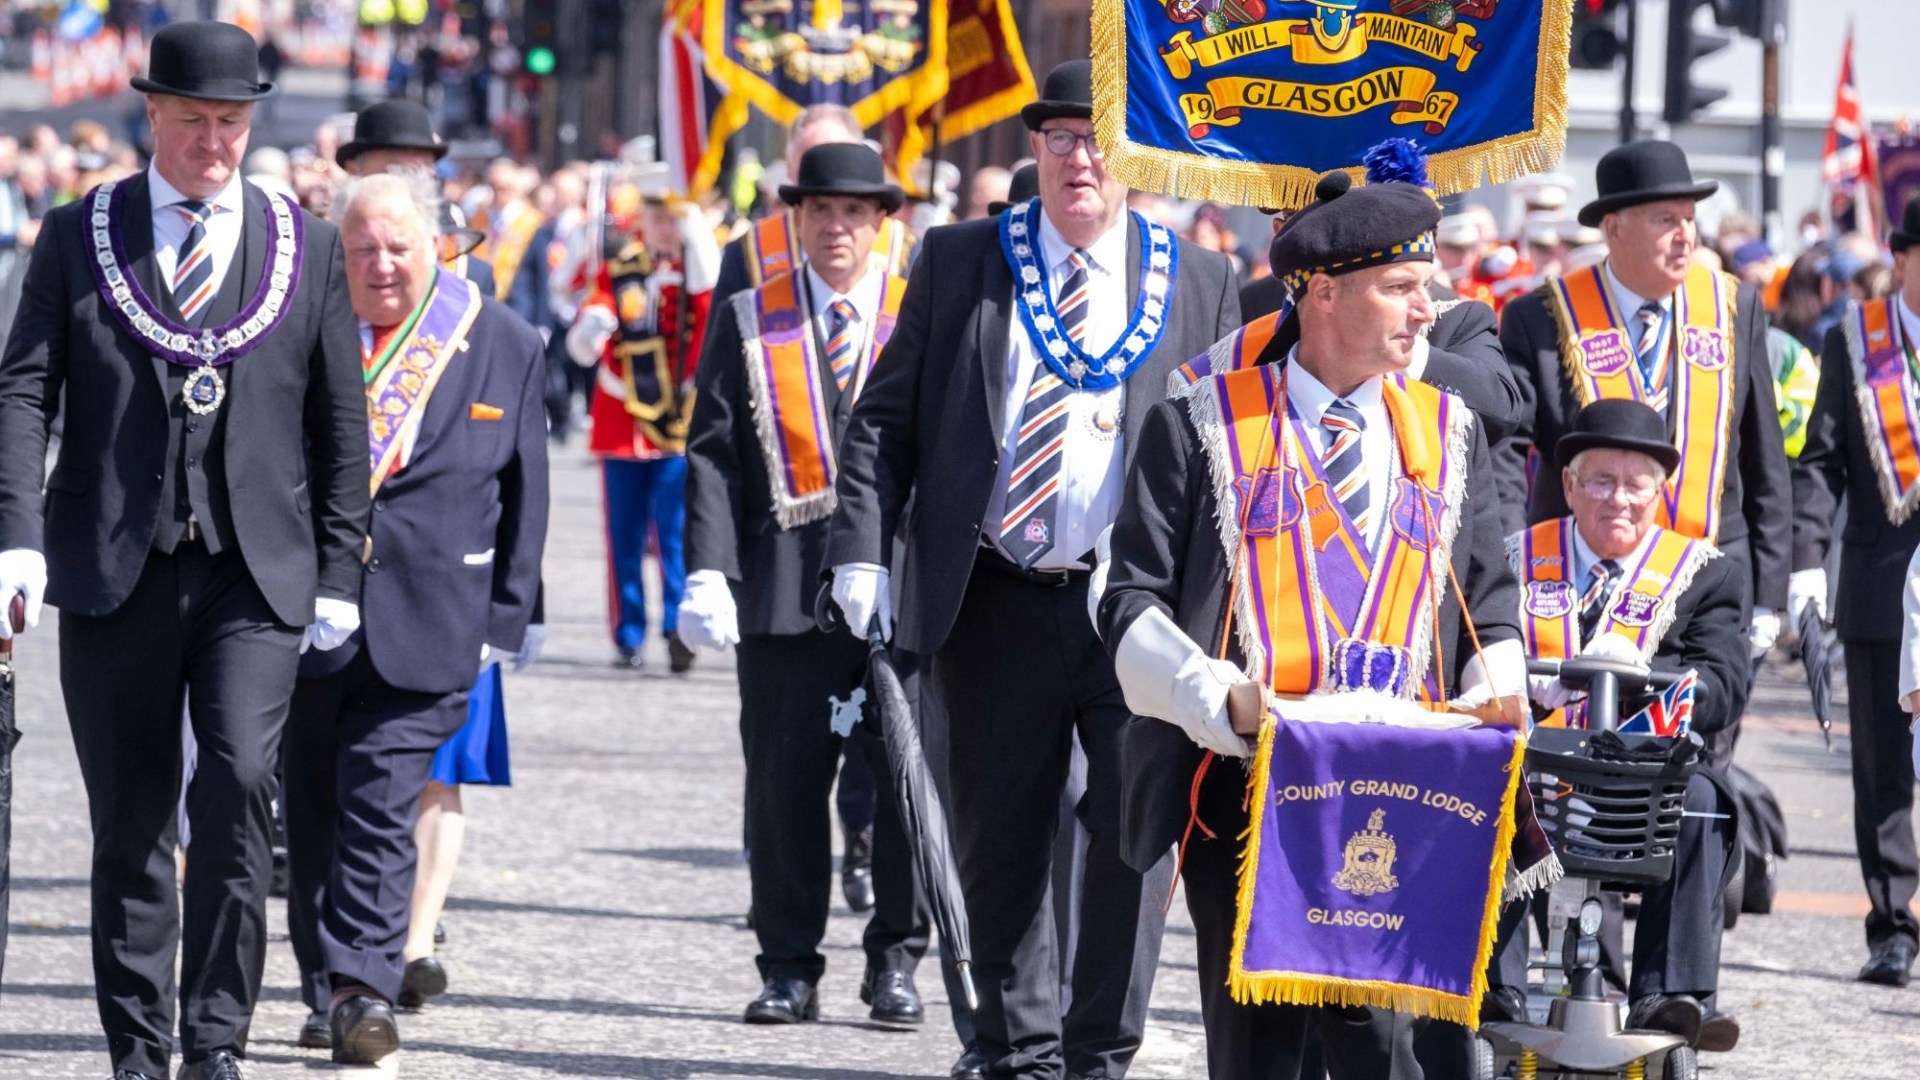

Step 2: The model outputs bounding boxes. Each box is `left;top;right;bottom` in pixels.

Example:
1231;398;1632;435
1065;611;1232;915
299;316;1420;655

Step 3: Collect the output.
988;162;1038;217
1269;171;1440;301
1021;60;1092;130
1554;399;1681;474
778;143;904;214
131;21;276;102
338;99;448;167
1890;194;1920;253
1576;140;1718;228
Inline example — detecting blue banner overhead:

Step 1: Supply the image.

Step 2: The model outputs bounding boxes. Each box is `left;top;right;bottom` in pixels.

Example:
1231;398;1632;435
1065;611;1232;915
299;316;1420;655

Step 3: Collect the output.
1091;0;1576;207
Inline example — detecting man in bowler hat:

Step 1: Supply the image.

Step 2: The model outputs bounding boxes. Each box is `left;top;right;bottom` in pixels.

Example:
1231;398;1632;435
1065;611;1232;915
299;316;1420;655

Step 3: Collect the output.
0;21;368;1080
1492;140;1790;684
337;98;500;298
826;59;1241;1080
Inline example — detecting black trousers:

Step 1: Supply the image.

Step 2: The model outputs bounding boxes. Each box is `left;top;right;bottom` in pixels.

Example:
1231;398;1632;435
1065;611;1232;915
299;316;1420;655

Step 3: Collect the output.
934;563;1174;1080
1184;757;1419;1080
737;629;928;984
1844;639;1919;949
60;546;301;1076
284;647;469;1009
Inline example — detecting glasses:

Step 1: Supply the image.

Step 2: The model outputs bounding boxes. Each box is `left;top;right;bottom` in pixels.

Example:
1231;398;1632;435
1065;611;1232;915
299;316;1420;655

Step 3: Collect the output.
1574;475;1662;505
1041;129;1104;160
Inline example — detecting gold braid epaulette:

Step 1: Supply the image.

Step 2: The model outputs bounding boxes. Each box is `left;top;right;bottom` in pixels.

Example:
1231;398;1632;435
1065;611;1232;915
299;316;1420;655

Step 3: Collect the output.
609;241;652;279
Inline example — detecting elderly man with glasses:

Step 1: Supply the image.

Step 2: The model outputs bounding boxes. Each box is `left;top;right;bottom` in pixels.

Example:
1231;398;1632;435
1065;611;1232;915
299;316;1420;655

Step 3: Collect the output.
1496;397;1747;1055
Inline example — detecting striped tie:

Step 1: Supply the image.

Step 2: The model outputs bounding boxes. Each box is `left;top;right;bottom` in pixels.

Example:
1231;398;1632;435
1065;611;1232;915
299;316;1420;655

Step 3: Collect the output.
996;249;1090;568
1579;559;1622;642
1321;398;1370;536
170;200;217;324
1634;301;1668;410
826;298;857;391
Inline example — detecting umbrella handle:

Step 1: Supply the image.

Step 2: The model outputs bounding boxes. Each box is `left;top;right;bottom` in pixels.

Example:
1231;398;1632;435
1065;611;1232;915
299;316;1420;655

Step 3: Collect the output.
813;580;842;636
0;594;19;657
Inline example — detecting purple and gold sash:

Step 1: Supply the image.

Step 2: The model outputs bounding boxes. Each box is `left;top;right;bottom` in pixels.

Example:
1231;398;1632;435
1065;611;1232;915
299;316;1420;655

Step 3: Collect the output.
745;212;914;287
1183;363;1470;700
1169;310;1285;391
735;269;907;528
1846;297;1920;524
1507;518;1716;727
1548;262;1737;542
366;271;483;495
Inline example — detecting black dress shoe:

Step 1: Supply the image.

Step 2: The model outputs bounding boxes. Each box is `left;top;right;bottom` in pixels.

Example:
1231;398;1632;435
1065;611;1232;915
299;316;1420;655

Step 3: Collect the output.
950;1044;989;1080
1478;985;1528;1024
1697;1007;1741;1052
615;648;644;669
667;633;697;674
842;827;875;912
1626;993;1705;1047
330;992;401;1064
1859;937;1917;987
113;1071;161;1080
744;976;819;1023
174;1051;245;1080
397;955;449;1010
296;1010;331;1049
860;967;924;1025
433;921;447;947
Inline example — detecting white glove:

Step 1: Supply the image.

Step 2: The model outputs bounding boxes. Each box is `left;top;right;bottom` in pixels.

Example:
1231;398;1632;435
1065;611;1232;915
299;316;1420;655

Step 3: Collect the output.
677;570;740;652
512;624;548;670
1580;632;1647;666
830;562;892;641
302;597;361;653
1171;653;1255;758
1114;606;1250;758
1528;672;1581;711
0;548;47;640
1748;607;1780;659
1788;567;1828;625
1086;525;1114;635
565;305;619;368
677;202;722;294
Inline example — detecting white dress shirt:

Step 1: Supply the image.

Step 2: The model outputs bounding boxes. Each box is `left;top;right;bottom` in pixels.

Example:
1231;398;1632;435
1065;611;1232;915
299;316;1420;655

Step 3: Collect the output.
148;165;244;311
1567;522;1656;602
804;259;885;384
987;211;1131;570
1604;259;1672;402
1285;350;1391;553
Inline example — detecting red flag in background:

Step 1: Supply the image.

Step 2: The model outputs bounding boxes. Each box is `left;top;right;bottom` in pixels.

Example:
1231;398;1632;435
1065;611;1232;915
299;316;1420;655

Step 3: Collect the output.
885;0;1037;196
1821;24;1882;237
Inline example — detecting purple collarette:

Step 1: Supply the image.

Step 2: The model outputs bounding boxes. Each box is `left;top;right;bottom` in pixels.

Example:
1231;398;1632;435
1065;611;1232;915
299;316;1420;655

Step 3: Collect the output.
84;179;306;369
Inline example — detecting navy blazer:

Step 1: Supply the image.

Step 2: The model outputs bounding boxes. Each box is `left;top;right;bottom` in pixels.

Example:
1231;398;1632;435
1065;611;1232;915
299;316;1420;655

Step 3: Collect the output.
300;292;549;695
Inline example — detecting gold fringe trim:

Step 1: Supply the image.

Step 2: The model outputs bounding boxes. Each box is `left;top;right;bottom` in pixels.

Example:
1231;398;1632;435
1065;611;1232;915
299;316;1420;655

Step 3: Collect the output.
1228;728;1530;1028
1090;0;1576;207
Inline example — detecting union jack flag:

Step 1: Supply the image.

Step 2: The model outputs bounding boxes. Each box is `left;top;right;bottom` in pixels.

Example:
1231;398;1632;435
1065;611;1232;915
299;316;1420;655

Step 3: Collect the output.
1619;669;1696;737
1821;24;1881;237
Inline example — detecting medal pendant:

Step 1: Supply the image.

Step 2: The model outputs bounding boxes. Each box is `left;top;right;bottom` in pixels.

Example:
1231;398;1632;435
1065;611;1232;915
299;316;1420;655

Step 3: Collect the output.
184;363;226;415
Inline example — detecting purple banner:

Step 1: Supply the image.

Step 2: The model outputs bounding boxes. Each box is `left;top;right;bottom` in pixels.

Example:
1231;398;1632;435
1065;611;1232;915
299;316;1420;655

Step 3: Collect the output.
1880;137;1920;231
1233;719;1523;1023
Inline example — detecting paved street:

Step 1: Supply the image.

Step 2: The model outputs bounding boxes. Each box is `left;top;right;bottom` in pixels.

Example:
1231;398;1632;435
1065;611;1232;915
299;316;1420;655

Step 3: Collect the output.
0;437;1909;1079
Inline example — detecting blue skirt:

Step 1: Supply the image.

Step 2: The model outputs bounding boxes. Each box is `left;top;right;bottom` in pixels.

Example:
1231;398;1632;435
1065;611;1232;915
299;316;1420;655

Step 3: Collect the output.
430;663;512;787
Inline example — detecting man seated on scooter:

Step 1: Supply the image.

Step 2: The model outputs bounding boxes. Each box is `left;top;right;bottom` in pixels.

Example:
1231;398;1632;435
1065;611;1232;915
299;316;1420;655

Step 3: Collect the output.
1497;398;1748;1053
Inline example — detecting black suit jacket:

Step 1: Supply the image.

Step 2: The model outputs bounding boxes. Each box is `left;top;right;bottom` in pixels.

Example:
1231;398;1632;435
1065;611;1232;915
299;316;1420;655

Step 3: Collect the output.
824;215;1242;656
0;174;367;625
1791;321;1920;642
1493;279;1791;610
1096;385;1521;872
505;222;554;329
685;283;859;635
462;255;496;299
299;297;549;694
1643;553;1749;735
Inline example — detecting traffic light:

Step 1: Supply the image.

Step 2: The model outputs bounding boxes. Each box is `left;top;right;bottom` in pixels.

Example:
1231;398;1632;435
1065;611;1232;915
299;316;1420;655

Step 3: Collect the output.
522;0;558;75
1663;0;1731;123
1569;0;1623;70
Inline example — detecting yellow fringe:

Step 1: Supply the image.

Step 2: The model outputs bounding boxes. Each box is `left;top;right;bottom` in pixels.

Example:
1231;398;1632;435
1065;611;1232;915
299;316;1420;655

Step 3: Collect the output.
1227;728;1530;1028
1089;0;1577;207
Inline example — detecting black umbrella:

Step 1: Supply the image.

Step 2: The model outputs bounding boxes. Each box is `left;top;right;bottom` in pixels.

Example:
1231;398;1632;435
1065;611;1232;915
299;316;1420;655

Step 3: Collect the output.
1797;603;1835;751
816;587;977;1012
0;598;23;989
